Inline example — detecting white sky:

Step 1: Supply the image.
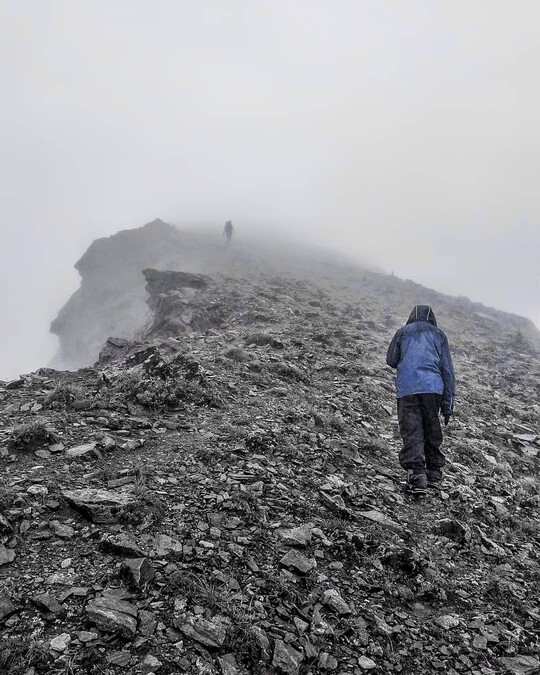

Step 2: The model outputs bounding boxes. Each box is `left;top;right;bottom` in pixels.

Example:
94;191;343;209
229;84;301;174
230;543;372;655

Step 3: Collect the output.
1;0;539;379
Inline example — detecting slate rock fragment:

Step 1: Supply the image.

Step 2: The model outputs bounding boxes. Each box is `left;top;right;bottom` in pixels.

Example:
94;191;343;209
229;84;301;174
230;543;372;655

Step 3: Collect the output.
278;524;313;547
121;558;155;589
86;596;138;638
62;487;135;523
498;656;540;675
358;655;377;670
138;609;157;637
0;544;15;566
0;593;17;623
178;615;227;648
31;593;64;615
279;550;315;574
272;639;304;675
218;653;243;675
50;633;71;652
322;589;351;615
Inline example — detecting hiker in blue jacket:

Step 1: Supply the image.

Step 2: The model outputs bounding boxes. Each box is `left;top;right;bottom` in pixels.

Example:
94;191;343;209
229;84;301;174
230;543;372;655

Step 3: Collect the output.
386;305;455;494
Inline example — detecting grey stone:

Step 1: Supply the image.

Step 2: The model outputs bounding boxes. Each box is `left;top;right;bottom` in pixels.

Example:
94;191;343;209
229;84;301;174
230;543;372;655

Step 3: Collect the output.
278;524;313;547
138;609;157;637
106;651;132;666
279;550;315;574
31;593;64;615
152;533;184;557
322;589;351;615
435;614;460;630
358;656;377;670
0;544;15;566
50;633;71;652
0;594;17;623
141;654;162;674
499;656;540;675
218;653;242;675
49;520;75;538
357;510;403;532
86;597;138;638
65;442;97;459
272;639;304;675
178;615;227;648
318;652;338;670
121;558;155;589
62;487;135;523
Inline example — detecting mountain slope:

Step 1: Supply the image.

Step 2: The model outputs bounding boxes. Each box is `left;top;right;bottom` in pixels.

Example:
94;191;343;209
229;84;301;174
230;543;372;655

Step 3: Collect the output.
1;262;539;674
50;219;540;370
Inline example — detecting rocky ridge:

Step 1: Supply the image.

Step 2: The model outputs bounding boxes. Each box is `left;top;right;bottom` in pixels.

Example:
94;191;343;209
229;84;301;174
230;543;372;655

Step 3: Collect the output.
49;219;540;370
2;253;540;673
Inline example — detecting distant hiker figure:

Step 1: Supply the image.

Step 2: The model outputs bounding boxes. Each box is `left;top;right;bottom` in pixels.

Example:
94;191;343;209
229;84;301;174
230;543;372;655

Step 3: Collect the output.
223;220;234;243
386;305;455;495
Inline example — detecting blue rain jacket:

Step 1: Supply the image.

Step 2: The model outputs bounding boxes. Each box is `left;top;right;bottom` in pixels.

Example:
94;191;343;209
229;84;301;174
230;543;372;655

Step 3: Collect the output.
386;305;455;415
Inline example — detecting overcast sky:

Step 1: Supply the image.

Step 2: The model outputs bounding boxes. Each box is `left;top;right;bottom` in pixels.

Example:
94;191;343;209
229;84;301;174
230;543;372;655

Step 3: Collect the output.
1;0;539;380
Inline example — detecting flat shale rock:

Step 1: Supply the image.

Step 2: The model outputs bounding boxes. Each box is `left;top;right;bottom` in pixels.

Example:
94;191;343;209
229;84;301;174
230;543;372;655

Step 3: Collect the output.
65;442;97;459
272;639;304;675
49;520;75;538
279;550;315;574
178;615;227;648
0;593;17;622
62;487;135;523
357;510;402;531
0;544;15;566
499;656;540;675
278;523;313;547
86;596;138;637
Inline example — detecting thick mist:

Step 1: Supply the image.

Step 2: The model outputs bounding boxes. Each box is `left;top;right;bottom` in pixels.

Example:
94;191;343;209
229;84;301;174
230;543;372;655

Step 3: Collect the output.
1;0;539;380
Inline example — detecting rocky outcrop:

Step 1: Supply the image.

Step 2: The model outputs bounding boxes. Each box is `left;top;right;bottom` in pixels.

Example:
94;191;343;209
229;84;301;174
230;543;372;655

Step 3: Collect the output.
50;218;540;372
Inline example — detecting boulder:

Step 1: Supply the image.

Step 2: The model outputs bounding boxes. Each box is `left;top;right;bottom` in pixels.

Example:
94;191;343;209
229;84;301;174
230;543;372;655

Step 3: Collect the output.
62;487;135;523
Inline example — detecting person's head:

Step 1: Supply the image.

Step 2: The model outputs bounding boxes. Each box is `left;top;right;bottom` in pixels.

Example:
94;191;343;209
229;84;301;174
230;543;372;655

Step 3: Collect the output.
406;305;437;326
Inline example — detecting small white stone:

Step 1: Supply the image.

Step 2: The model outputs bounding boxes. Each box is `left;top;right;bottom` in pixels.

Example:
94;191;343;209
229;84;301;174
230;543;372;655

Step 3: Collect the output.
358;655;377;670
50;632;71;652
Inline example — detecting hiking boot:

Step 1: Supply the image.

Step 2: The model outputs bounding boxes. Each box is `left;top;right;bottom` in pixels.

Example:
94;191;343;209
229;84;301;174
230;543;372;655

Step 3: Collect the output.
405;470;427;494
426;468;444;489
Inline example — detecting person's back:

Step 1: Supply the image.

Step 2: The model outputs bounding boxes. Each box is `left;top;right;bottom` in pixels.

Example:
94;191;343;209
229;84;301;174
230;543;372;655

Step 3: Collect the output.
386;305;455;494
388;306;452;407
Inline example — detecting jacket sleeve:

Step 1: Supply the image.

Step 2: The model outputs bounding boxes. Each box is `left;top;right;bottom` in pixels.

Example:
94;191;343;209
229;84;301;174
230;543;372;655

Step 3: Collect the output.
386;330;402;368
440;334;455;415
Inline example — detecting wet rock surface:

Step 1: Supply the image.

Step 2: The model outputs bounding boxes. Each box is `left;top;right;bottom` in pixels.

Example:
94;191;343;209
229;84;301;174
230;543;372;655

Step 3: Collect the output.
1;252;540;673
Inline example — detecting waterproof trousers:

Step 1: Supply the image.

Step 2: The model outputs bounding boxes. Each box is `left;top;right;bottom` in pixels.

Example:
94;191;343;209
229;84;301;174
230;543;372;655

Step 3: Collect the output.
397;393;445;472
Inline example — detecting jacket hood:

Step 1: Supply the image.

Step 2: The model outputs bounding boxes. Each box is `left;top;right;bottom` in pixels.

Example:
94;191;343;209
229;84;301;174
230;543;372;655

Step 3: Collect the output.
406;305;438;326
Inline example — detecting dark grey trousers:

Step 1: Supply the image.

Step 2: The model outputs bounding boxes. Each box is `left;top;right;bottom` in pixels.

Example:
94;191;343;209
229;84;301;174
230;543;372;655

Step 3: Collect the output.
397;394;445;472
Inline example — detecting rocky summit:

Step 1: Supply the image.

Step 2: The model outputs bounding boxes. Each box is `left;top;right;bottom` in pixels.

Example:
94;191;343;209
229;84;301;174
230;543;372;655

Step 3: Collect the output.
1;221;540;675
